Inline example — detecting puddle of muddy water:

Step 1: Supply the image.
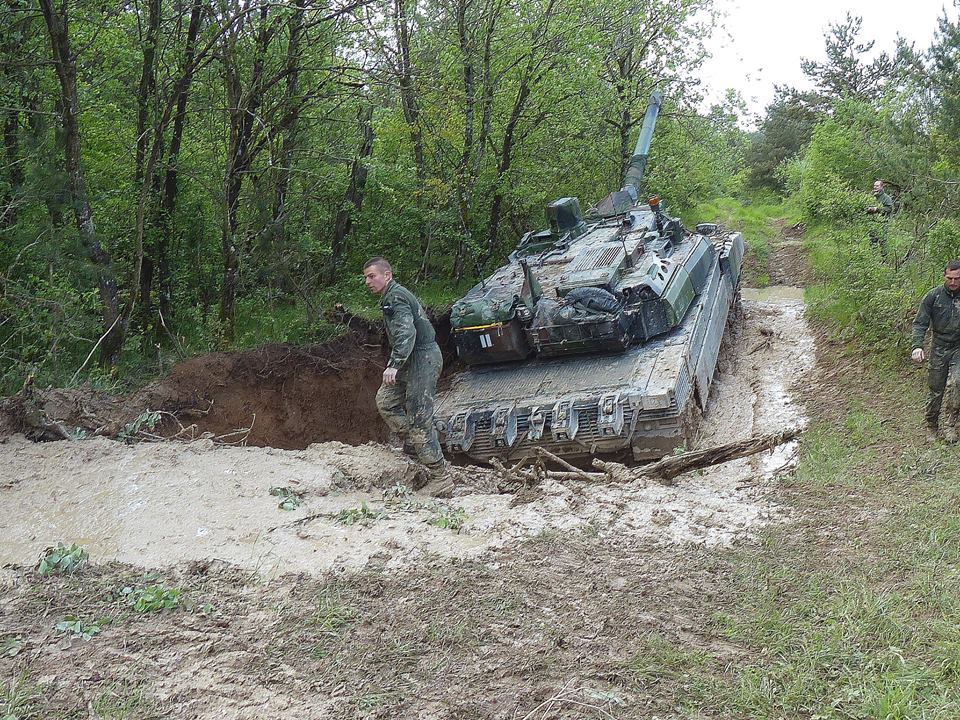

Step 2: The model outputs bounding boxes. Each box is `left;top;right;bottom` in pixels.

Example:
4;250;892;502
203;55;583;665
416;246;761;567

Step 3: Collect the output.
0;287;816;577
741;285;805;303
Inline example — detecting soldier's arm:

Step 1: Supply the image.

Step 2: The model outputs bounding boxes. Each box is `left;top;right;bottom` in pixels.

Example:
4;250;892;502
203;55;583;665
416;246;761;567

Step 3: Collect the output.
911;291;935;349
387;300;417;369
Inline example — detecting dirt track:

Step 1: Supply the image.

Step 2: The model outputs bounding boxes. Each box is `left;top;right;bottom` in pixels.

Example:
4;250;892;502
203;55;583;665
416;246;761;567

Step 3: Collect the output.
0;237;817;718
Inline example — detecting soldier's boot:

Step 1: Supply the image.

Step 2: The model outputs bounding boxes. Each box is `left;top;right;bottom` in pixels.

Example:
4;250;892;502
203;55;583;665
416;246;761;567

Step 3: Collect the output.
925;423;940;443
419;461;454;498
388;433;417;458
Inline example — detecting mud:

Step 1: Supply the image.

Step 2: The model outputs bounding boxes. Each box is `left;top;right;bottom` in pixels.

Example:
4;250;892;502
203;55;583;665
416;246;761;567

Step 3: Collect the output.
0;230;819;719
0;291;813;581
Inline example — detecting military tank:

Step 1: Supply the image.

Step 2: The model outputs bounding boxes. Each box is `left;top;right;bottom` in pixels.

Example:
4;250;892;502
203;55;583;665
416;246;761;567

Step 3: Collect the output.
435;92;744;463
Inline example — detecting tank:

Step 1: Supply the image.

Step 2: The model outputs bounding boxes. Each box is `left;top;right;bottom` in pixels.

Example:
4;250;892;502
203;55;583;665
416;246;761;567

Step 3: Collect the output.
435;92;745;463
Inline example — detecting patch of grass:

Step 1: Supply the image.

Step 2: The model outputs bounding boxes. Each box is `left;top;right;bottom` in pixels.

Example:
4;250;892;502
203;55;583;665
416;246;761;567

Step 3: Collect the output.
335;501;385;525
702;408;960;719
684;193;793;288
630;631;711;687
0;674;40;720
90;677;161;720
37;543;88;576
306;589;358;660
269;486;304;511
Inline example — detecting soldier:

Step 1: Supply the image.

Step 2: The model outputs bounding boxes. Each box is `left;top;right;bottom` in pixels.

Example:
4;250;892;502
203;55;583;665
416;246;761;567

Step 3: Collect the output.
866;180;894;217
866;180;894;255
363;257;453;496
911;260;960;442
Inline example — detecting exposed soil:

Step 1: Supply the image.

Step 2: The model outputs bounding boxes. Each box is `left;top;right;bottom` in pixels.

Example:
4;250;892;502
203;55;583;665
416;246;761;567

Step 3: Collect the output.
0;229;820;718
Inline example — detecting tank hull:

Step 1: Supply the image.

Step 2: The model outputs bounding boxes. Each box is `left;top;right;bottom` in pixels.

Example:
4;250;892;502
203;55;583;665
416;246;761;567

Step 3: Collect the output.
436;233;744;463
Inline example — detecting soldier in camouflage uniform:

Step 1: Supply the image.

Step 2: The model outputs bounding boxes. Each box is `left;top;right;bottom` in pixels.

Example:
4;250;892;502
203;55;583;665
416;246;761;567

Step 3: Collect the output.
363;257;452;496
866;180;894;255
911;260;960;442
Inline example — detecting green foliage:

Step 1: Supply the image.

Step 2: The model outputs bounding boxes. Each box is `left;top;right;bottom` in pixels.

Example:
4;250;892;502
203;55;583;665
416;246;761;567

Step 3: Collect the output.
120;584;181;613
0;674;39;720
37;543;88;576
54;616;102;641
269;486;304;511
427;505;468;532
334;501;384;526
117;411;162;443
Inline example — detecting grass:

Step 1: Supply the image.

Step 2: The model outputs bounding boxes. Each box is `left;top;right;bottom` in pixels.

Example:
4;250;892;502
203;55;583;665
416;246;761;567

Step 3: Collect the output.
684;192;798;288
691;383;960;718
1;674;40;720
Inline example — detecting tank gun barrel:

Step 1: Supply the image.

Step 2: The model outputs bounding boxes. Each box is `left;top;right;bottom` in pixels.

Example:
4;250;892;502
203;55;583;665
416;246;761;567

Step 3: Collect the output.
622;91;663;196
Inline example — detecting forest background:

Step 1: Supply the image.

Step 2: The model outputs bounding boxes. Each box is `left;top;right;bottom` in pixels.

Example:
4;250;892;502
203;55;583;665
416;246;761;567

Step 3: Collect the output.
2;0;960;394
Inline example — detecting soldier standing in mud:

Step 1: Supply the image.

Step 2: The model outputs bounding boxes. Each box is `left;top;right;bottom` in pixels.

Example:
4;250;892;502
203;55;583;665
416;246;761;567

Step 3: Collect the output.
911;260;960;442
363;257;453;496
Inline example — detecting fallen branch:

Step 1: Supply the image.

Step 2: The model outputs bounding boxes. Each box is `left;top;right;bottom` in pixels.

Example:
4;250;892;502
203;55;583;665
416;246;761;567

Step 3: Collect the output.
535;447;598;483
631;426;802;483
497;427;803;493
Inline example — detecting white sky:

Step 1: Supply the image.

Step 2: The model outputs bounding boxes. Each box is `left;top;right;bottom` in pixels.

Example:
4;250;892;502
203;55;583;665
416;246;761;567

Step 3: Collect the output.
700;0;959;122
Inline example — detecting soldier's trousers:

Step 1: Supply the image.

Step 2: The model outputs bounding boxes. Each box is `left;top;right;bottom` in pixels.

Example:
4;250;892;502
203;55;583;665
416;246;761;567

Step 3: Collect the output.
375;345;444;470
926;344;960;427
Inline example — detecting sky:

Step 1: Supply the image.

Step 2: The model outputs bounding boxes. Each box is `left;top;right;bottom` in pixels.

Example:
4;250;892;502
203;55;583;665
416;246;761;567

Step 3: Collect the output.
699;0;959;122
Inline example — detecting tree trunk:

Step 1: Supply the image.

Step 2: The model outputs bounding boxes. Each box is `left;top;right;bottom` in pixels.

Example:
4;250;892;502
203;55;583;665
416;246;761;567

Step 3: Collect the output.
155;0;204;328
264;0;305;286
325;104;374;284
393;0;430;279
39;0;124;367
133;0;162;341
219;3;272;340
452;0;497;281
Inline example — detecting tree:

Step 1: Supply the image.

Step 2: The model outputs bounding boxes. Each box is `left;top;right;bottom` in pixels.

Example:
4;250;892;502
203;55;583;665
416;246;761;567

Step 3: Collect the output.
800;13;906;110
745;87;819;190
38;0;124;367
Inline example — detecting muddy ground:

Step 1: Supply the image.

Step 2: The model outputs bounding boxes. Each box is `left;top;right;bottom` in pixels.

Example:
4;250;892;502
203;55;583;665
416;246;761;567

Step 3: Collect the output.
0;233;817;718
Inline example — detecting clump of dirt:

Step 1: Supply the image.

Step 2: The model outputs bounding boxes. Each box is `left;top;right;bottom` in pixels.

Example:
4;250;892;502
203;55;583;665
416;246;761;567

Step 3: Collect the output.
1;333;391;450
137;338;389;449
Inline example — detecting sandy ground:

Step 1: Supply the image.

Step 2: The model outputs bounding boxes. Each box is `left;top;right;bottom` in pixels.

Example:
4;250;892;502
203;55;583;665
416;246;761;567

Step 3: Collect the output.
0;292;812;581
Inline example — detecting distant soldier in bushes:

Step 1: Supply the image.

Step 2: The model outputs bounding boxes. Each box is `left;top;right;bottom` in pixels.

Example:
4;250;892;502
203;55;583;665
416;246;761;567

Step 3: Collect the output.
363;257;453;496
911;260;960;442
866;180;894;256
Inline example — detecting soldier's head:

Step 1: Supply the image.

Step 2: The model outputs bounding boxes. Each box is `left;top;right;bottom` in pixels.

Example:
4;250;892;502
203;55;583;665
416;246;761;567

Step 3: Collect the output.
363;257;393;295
945;261;960;292
873;180;885;194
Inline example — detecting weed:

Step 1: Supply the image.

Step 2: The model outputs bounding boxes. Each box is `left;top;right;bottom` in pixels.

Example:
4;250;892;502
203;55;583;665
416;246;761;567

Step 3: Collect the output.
0;674;39;720
269;486;304;511
335;501;385;525
117;410;162;442
37;542;88;575
307;589;357;659
54;616;102;640
91;677;161;720
119;584;181;613
427;505;468;532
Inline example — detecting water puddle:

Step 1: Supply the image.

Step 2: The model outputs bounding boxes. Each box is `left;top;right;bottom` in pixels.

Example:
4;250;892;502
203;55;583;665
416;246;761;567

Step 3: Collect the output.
742;285;805;303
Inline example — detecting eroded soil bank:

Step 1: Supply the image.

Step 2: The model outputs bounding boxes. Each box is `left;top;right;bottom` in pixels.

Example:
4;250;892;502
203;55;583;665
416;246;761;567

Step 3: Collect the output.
0;233;818;718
